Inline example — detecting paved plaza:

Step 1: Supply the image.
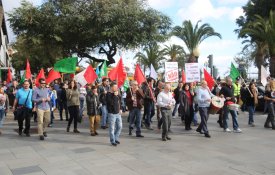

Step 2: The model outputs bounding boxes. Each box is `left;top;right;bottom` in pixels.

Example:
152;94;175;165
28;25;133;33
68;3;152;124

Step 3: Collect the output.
0;110;274;175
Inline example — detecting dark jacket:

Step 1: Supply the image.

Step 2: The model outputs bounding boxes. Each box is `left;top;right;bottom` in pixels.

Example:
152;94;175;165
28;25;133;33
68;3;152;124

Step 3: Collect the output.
60;88;67;103
142;84;155;103
86;91;100;116
106;92;121;114
244;89;255;106
98;85;110;105
219;85;236;103
179;90;193;117
173;87;181;104
126;88;144;110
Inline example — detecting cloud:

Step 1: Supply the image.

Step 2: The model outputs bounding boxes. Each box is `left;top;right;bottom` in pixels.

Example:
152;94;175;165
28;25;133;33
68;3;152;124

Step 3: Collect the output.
217;0;248;5
177;0;244;22
147;0;176;9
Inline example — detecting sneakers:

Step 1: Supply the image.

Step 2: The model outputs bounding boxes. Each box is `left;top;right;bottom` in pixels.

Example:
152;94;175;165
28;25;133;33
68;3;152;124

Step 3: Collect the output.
224;128;232;132
115;140;120;144
40;135;44;140
172;116;177;119
233;128;242;133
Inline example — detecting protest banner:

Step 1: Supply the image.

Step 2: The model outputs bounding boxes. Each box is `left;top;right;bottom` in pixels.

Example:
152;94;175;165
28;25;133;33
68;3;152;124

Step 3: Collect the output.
165;62;178;82
185;63;200;82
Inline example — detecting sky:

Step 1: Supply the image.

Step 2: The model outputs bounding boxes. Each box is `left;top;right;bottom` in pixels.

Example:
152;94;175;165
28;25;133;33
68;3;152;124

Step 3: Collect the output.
2;0;255;78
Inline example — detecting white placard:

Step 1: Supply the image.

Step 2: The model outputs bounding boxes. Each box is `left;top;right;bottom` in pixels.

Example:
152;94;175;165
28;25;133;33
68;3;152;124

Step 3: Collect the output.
165;62;178;82
185;63;200;83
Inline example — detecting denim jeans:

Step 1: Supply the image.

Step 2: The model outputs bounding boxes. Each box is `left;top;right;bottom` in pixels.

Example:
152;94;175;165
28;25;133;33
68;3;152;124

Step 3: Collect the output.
101;105;108;127
129;108;142;135
108;113;122;144
223;106;239;130
172;103;179;116
0;109;5;128
144;101;155;126
79;97;85;117
247;105;255;124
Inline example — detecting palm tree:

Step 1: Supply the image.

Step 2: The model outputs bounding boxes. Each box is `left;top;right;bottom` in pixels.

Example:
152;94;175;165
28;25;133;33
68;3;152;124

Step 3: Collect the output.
239;10;275;77
172;20;222;62
162;44;186;69
135;44;166;72
162;44;186;61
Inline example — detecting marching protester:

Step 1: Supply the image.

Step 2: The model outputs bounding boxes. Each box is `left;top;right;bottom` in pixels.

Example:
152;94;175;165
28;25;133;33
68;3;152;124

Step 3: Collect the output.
126;80;145;137
79;84;87;118
195;81;213;138
58;83;69;121
179;83;195;130
32;78;51;140
106;82;122;146
66;80;81;133
264;80;275;129
48;84;57;127
86;85;101;136
172;81;183;119
157;83;175;141
155;80;164;129
190;82;199;126
98;78;110;129
13;80;33;137
0;86;9;135
7;80;19;120
219;77;242;133
143;78;156;130
244;82;258;127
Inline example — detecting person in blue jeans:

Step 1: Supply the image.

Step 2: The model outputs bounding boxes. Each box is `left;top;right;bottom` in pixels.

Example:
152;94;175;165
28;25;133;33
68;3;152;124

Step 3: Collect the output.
126;80;145;137
106;82;122;146
98;78;110;129
219;77;242;133
245;82;258;127
48;85;56;127
0;86;9;135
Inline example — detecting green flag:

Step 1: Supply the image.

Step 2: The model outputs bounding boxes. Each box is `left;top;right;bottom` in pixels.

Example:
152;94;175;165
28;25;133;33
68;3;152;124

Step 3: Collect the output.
54;57;77;73
123;78;129;91
230;63;240;80
99;61;107;77
20;71;26;84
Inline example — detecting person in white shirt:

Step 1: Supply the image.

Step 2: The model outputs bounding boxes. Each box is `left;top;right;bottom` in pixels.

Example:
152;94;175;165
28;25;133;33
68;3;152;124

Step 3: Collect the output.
157;84;175;141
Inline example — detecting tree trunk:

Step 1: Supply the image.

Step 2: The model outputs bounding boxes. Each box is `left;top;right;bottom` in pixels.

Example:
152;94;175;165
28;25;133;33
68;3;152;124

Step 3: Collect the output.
270;56;275;78
255;52;264;80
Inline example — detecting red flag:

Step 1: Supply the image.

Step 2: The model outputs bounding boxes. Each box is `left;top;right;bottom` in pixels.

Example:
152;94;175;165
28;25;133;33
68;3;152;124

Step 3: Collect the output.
84;65;98;84
25;59;32;80
108;58;126;87
46;69;61;84
182;69;186;83
134;64;146;85
70;74;75;80
35;68;45;86
203;69;215;90
6;67;12;83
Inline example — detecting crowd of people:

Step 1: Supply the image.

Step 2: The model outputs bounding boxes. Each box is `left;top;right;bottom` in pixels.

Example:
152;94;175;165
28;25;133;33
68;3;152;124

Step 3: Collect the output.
0;75;274;146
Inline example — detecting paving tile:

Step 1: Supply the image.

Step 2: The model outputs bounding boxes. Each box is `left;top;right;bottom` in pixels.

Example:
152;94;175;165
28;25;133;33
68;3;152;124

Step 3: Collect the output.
72;147;95;154
11;165;42;175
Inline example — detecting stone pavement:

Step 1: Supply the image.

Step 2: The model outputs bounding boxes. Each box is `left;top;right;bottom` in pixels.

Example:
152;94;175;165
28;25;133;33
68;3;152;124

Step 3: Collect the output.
0;110;275;175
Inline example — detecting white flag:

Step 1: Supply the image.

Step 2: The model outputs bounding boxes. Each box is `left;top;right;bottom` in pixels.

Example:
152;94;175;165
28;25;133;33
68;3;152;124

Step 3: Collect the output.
261;65;269;87
150;64;158;80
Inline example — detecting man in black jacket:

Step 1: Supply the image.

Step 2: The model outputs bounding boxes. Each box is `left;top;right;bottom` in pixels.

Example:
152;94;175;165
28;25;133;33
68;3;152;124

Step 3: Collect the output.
86;86;101;136
172;81;183;118
58;83;69;121
106;82;122;146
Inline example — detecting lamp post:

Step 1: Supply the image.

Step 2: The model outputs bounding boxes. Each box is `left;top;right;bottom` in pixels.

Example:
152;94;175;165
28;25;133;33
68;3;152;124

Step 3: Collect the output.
207;54;213;76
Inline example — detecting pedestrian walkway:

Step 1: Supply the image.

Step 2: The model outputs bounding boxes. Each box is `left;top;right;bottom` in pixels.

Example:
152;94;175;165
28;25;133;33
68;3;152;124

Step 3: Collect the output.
0;111;274;175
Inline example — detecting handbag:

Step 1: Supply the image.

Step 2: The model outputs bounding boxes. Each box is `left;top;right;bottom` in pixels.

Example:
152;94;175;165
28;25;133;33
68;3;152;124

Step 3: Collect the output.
15;90;31;120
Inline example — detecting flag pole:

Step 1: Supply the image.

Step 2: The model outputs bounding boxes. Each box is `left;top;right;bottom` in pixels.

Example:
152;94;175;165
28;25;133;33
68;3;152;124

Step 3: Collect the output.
239;75;252;96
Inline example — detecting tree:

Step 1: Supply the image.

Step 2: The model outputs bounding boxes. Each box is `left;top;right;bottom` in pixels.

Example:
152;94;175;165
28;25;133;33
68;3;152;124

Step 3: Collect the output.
172;20;222;62
8;0;172;71
236;0;275;78
162;44;186;68
239;11;275;77
135;44;166;71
